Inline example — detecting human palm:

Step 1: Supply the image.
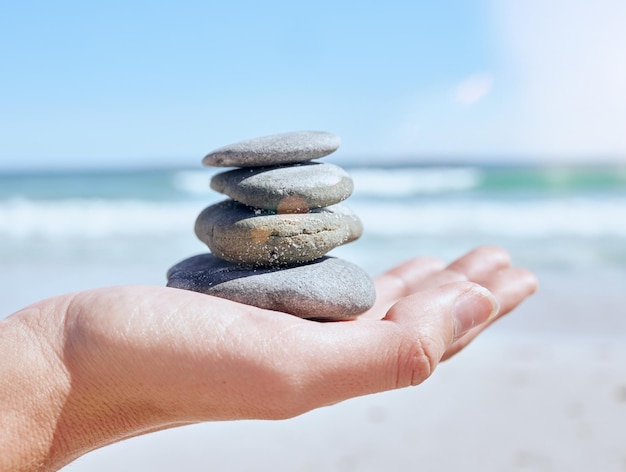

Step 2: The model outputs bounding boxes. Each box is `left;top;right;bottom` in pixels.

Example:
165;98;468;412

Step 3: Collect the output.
3;246;536;470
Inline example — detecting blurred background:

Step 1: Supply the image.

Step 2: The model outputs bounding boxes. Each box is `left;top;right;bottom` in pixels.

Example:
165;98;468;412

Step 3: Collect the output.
1;1;625;470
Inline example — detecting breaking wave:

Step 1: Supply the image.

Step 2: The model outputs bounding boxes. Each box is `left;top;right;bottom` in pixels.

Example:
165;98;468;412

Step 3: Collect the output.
1;195;625;239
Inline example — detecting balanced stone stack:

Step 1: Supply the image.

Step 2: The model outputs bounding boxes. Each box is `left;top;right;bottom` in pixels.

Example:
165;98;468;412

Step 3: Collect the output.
166;131;375;321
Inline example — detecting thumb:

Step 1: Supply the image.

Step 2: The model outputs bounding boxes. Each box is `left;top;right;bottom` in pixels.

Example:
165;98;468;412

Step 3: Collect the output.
282;282;500;415
152;282;494;420
382;281;500;388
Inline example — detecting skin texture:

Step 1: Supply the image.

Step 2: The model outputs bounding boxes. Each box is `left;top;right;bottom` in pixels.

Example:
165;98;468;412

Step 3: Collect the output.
0;246;537;471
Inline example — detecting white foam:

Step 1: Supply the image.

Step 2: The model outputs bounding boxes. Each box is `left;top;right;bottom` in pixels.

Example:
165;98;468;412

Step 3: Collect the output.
350;197;626;238
0;198;204;239
172;170;221;196
349;167;482;196
1;195;624;240
171;167;482;198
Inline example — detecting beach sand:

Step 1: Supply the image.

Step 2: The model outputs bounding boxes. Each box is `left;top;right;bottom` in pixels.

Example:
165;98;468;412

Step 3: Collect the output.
2;254;625;471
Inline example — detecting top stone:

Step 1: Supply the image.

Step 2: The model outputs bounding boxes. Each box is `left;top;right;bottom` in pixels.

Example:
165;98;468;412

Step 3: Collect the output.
202;131;341;167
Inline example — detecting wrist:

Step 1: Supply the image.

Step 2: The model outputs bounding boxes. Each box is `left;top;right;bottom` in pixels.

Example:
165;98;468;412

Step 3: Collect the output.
0;292;179;471
0;296;72;471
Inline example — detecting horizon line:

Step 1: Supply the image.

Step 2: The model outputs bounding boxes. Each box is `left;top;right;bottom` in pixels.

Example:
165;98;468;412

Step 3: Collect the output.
1;156;626;176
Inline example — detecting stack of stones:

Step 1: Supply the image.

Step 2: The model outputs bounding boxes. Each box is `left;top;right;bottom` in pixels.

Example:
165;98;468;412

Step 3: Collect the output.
166;131;375;321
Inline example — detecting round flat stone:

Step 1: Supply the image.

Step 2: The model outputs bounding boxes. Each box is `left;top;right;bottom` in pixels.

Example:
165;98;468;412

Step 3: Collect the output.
166;254;376;320
210;162;354;212
202;131;340;167
195;200;362;266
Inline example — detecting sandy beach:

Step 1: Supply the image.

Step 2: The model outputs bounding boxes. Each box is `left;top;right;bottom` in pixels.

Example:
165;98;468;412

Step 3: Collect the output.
3;253;625;472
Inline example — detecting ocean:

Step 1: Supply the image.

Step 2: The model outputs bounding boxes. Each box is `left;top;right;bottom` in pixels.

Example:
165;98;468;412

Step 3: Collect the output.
1;163;625;316
2;164;625;265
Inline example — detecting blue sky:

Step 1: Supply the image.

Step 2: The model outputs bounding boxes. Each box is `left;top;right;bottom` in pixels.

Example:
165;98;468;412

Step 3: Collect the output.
1;0;625;170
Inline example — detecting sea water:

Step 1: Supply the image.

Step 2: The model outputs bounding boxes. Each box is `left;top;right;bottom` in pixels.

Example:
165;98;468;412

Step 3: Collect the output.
1;164;625;286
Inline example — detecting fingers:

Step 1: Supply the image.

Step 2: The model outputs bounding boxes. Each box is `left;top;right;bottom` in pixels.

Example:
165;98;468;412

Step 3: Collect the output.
423;246;537;361
365;256;445;319
446;245;512;284
372;246;514;301
298;282;499;410
484;266;538;316
311;246;536;406
383;281;500;347
374;256;446;299
417;246;512;289
441;266;538;360
367;246;516;320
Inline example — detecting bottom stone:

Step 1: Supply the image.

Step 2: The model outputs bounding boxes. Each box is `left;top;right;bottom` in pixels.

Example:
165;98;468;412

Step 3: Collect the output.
166;254;376;321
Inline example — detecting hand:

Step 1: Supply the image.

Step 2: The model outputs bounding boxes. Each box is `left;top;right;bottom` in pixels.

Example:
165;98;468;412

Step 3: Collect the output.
1;246;536;471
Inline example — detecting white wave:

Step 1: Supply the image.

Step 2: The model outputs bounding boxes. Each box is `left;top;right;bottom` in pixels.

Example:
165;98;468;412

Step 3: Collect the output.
350;167;482;196
1;195;624;240
0;198;205;239
172;170;221;196
350;197;626;238
172;167;483;198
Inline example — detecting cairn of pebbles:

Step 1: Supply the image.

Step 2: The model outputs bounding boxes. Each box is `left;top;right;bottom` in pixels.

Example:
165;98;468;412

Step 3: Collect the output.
166;131;375;321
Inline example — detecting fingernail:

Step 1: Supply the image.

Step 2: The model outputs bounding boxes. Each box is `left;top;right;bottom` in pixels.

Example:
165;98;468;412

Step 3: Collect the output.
453;286;500;340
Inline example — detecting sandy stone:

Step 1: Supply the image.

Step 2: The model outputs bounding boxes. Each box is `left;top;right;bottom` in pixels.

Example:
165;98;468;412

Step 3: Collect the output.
202;131;340;167
194;200;362;266
210;162;354;212
166;254;376;320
